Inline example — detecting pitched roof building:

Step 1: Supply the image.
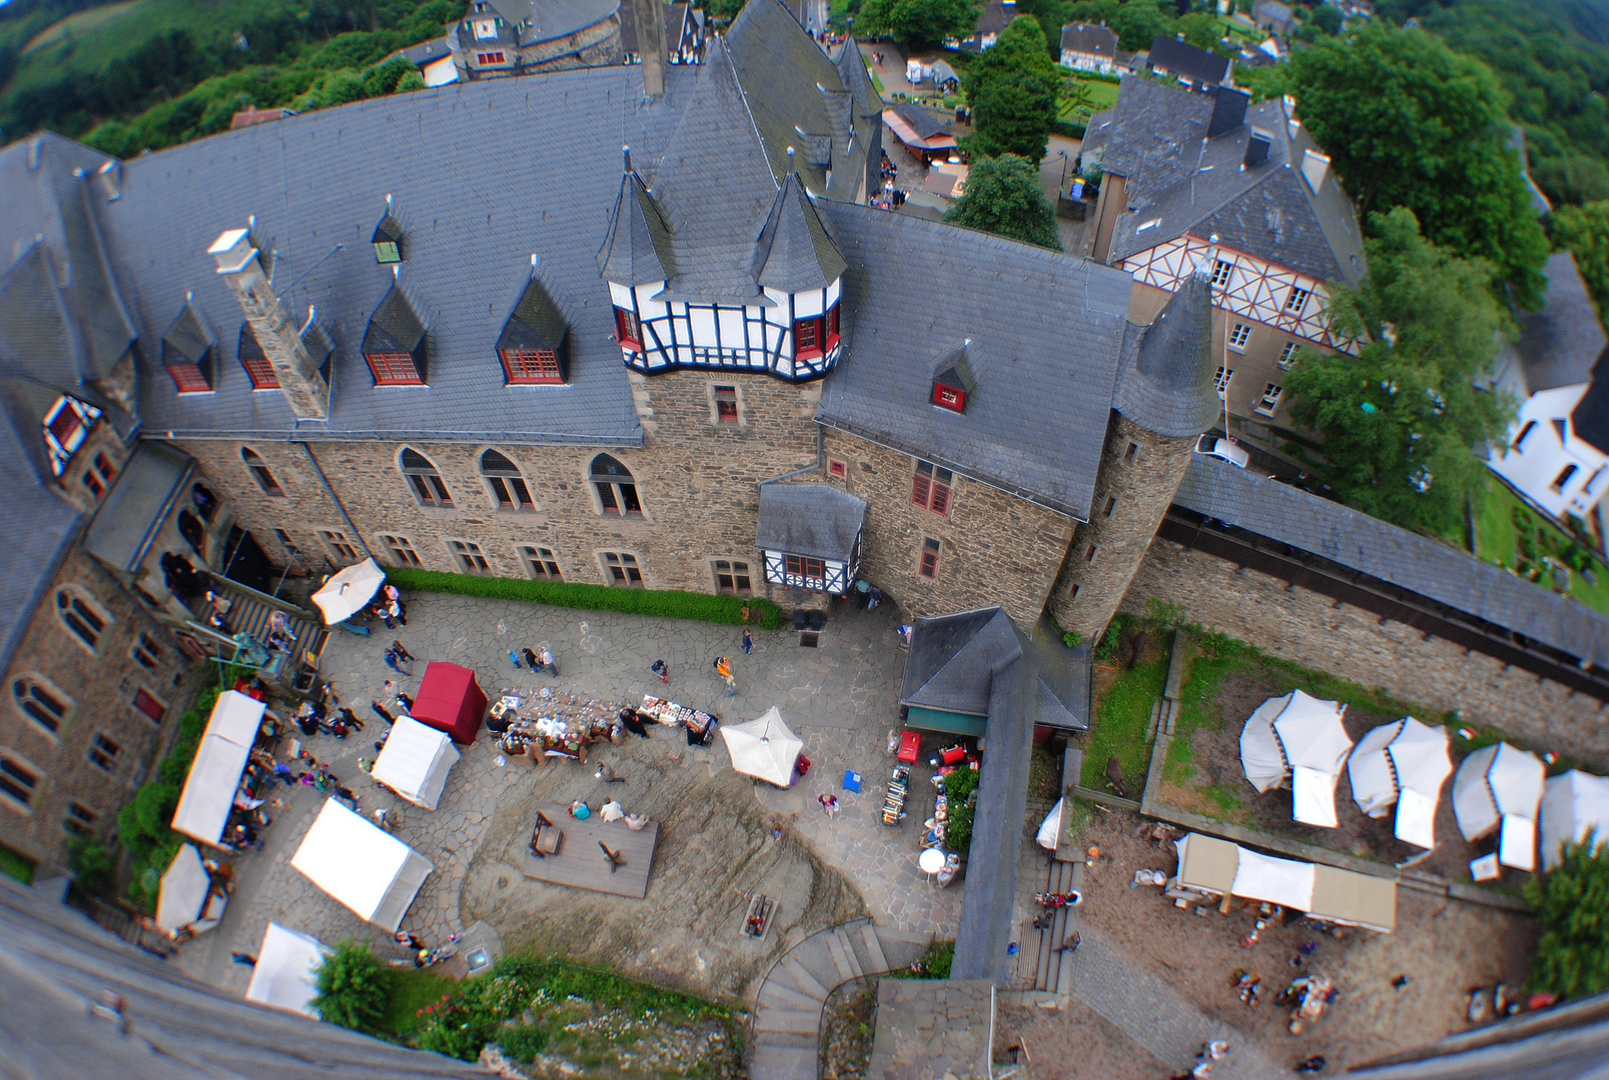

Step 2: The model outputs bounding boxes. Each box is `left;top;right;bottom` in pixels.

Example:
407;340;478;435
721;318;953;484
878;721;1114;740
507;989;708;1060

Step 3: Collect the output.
1060;21;1120;72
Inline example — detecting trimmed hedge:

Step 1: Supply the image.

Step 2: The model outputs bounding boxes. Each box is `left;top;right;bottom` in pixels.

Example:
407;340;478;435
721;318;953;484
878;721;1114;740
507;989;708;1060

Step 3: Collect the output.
385;567;783;629
1050;119;1087;139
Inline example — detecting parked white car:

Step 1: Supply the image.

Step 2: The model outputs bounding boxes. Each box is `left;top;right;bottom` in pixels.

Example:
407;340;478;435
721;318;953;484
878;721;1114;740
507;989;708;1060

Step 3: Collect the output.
1195;435;1249;468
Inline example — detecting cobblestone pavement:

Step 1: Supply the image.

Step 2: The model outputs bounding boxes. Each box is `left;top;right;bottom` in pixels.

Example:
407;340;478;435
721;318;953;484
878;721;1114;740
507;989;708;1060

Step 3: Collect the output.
176;591;960;999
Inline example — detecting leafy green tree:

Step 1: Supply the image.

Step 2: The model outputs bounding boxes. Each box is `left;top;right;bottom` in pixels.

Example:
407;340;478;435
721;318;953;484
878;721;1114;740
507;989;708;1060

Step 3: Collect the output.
1285;208;1514;535
1288;22;1550;305
961;16;1058;161
65;835;112;895
855;0;979;48
312;940;390;1034
944;153;1063;250
1178;11;1226;54
1110;0;1174;52
1307;4;1342;35
1526;833;1609;1000
1550;201;1609;334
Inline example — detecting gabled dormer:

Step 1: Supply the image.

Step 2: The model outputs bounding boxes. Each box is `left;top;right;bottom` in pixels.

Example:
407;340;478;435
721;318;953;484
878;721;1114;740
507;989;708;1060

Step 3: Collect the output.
372;208;404;265
931;340;977;413
498;261;569;385
162;299;214;393
361;284;427;386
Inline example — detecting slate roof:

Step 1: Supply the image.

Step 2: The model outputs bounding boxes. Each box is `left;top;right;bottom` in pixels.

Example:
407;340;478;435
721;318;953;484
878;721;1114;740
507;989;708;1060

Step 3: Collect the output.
0;399;83;675
496;267;571;353
362;283;427;355
754;483;866;560
598;171;677;286
1569;349;1609;456
483;0;619;39
901;606;1089;729
1515;251;1607;393
1147;34;1230;85
892;103;947;142
1347;989;1609;1080
752;171;848;293
1174;454;1609;669
83;440;194;575
973;0;1020;37
162;301;213;365
1061;21;1118;58
1102;81;1365;286
1114;271;1220;436
817;204;1133;520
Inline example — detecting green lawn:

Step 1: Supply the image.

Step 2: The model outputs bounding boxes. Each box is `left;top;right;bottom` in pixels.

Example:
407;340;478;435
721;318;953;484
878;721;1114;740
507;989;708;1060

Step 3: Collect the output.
381;968;458;1037
1058;76;1119;123
0;843;36;885
1468;480;1609;616
1081;647;1169;792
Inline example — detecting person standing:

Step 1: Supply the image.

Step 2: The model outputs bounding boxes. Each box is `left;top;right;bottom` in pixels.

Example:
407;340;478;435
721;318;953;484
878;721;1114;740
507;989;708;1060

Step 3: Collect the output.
391;640;416;664
231;951;258;966
371;700;396;725
539;646;557;677
508;649;522;670
523;647;541;673
715;656;734;697
384;647;406;675
651;659;669;684
383;583;406;626
741;629;753;655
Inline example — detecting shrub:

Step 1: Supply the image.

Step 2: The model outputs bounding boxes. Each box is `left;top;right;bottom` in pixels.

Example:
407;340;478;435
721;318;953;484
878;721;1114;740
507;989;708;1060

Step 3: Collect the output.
385;566;782;629
313;940;391;1033
66;835;113;895
496;1023;550;1063
944;767;980;856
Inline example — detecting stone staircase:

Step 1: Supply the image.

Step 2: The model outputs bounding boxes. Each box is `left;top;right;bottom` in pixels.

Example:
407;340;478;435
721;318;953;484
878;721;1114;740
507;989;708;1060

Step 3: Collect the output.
749;919;932;1080
202;577;327;664
1030;858;1083;996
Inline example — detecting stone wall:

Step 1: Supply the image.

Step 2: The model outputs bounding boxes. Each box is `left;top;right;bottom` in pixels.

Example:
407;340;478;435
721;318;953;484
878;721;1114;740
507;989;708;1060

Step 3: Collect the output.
0;547;189;872
1122;538;1609;766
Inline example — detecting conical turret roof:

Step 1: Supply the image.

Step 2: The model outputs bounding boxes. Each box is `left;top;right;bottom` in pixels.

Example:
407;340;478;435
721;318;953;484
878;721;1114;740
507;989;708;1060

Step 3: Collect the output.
597;170;675;286
753;170;846;293
1113;272;1219;437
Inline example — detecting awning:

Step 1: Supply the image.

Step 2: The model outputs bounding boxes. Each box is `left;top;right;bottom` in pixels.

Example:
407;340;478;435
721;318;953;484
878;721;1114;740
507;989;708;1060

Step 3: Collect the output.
413;662;487;744
290;799;433;931
170;691;265;846
245;923;330;1018
905;705;987;737
83;441;194;574
371;717;460;810
1172;833;1396;932
155;844;211;932
312;558;385;625
1309;865;1396;933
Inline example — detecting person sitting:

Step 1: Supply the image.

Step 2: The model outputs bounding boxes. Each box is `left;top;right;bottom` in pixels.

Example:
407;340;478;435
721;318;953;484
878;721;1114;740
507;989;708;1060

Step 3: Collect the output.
624;813;650;831
599;799;625;822
567;800;591;820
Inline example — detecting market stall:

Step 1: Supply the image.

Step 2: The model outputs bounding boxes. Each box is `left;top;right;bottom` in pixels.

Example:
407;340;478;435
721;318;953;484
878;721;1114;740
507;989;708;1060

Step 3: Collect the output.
1239;690;1353;827
1346;717;1453;849
311;557;385;625
721;706;802;787
290;798;433;931
641;695;718;746
413;662;488;744
1170;833;1396;932
1539;769;1609;871
1452;742;1545;870
154;844;225;935
370;717;460;810
245;923;330;1018
171;690;267;846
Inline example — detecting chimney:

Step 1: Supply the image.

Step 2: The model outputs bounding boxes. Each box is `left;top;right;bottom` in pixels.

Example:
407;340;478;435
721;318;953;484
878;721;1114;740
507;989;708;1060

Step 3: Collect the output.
94;159;122;201
1207;86;1249;139
1243;127;1271;168
630;0;667;99
1300;148;1331;193
208;228;330;420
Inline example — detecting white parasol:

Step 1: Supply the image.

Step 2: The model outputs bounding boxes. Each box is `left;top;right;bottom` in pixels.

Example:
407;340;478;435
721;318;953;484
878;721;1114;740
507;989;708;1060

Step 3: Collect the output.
312;558;386;625
155;843;211;932
720;706;803;787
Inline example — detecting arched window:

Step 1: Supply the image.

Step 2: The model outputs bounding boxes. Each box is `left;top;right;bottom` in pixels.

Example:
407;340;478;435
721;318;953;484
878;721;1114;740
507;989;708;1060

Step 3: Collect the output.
12;676;70;735
242;447;283;496
400;448;453;508
589;454;641;516
480;450;533;510
56;589;107;651
0;749;39;811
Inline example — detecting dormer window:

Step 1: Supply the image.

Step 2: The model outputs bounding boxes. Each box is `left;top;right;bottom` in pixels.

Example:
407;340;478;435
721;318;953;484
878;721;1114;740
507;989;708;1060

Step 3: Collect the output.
498;273;569;385
162;301;215;394
43;396;100;476
372;212;404;265
794;304;840;360
238;323;279;390
361;284;427;386
615;306;643;351
930;341;976;415
933;383;965;412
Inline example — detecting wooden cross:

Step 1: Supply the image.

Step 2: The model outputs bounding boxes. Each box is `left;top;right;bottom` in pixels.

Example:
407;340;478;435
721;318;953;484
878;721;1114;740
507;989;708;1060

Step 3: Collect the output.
598;842;624;873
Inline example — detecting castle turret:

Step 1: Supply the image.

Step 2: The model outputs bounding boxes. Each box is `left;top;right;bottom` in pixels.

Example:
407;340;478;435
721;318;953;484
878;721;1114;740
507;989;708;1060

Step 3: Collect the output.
1049;272;1218;640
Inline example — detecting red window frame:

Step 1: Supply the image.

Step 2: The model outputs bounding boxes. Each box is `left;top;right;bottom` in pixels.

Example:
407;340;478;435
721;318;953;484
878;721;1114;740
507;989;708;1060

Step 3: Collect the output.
477;51;506;64
241;350;279;390
132;688;165;724
919;538;940;579
828;458;847;478
714;385;738;423
614;307;642;350
168;363;211;393
364;351;423;386
794;305;839;360
784;554;825;579
911;461;952;515
500;347;563;385
933;383;965;412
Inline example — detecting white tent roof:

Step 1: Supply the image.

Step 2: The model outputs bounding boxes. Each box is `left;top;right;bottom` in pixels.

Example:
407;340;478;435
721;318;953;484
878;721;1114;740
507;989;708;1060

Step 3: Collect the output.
206;690;267;745
1239;694;1290;793
290;799;433;931
171;692;267;846
1453;743;1544;869
370;717;460;810
1348;719;1405;819
1346;717;1451;848
1292;766;1341;828
1232;845;1317;911
245;923;330;1019
155;844;211;932
1172;833;1396;932
720;706;803;787
312;558;385;625
1269;690;1351;827
1540;770;1609;871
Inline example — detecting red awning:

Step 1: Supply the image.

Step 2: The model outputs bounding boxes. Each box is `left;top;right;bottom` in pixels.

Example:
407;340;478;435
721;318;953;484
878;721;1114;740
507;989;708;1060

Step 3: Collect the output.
412;662;487;745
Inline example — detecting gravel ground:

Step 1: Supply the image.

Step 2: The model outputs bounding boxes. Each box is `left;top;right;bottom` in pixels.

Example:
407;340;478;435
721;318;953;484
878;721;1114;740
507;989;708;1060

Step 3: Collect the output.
996;997;1165;1080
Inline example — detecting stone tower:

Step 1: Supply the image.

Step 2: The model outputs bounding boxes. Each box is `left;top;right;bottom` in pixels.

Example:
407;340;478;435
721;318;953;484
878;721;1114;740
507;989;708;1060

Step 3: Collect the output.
1049;273;1218;641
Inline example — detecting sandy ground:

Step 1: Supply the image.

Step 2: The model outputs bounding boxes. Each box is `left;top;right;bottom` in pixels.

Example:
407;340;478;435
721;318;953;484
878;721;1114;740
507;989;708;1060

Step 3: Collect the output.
1043;808;1537;1074
999;997;1167;1080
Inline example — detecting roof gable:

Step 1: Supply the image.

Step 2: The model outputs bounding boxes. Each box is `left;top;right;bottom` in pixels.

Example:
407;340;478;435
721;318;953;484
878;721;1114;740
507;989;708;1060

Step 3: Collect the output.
497;267;570;353
162;301;213;365
1148;34;1230;84
1061;21;1117;56
901;607;1019;714
753;170;847;293
362;283;426;355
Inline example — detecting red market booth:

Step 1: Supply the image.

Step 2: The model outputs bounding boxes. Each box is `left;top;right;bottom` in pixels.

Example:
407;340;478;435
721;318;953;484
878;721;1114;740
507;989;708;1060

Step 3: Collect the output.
412;662;487;744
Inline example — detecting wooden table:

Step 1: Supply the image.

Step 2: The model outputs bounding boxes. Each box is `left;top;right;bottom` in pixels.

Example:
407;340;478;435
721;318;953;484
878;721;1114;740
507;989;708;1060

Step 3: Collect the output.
519;802;660;899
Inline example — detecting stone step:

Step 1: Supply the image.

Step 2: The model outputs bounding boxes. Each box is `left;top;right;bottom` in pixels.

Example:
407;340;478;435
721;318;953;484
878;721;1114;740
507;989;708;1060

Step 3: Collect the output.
873;928;930;974
1056;933;1076;997
832;927;863;979
761;980;825;1014
790;938;844;993
749;1043;819;1080
757;1009;822;1036
753;1028;819;1052
859;923;889;973
824;928;855;983
782;955;829;1001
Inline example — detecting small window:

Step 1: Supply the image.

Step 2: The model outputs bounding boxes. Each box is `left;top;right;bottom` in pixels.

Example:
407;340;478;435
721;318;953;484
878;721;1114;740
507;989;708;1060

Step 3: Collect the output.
1228;324;1251;351
273;528;303;560
912;460;953;515
88;733;122;772
1552;464;1580;493
918;537;941;579
476;50;507;63
714;386;739;425
132;688;166;725
1085;543;1098;563
12;678;69;735
366;351;423;387
318;529;361;562
1124;442;1139;463
1211;259;1233;288
933;383;965;412
501;347;563;385
590;454;642;516
1513;420;1537;451
239;324;279;390
794;306;839;360
520;545;563;580
132;633;163;671
1278;341;1300;369
0;752;39;810
614;307;643;350
93;452;115;484
401;448;453;508
1255;383;1284;416
784;554;826;580
828;458;847;478
481;450;534;510
82;469;105;499
1103;495;1117;517
449;539;491;573
714;559;753;595
56;590;106;650
380;534;422;566
242;447;283;497
1213;366;1234;395
168;361;212;394
601;551;644;586
63;802;97;838
1070;584;1081;600
1284;287;1311;315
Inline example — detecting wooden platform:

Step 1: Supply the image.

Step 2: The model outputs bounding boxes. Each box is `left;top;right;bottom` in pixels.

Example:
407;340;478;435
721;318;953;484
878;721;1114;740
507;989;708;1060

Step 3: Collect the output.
518;803;660;899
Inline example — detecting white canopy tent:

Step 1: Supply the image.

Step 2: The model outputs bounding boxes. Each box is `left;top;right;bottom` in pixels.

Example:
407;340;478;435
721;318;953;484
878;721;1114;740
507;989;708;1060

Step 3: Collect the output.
1240;690;1353;827
170;691;266;846
1453;743;1545;870
1172;833;1396;932
1346;717;1453;849
245;923;330;1018
1540;770;1609;871
720;706;803;787
370;717;460;810
290;799;433;931
312;558;386;625
155;844;225;935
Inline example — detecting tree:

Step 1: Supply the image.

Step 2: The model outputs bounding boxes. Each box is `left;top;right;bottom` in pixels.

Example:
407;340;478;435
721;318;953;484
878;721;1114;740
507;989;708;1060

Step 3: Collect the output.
1285;208;1514;536
1287;22;1550;305
1178;11;1226;54
1550;201;1609;334
1525;833;1609;1000
855;0;979;48
944;153;1063;249
1110;0;1174;52
312;940;390;1033
960;16;1058;162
